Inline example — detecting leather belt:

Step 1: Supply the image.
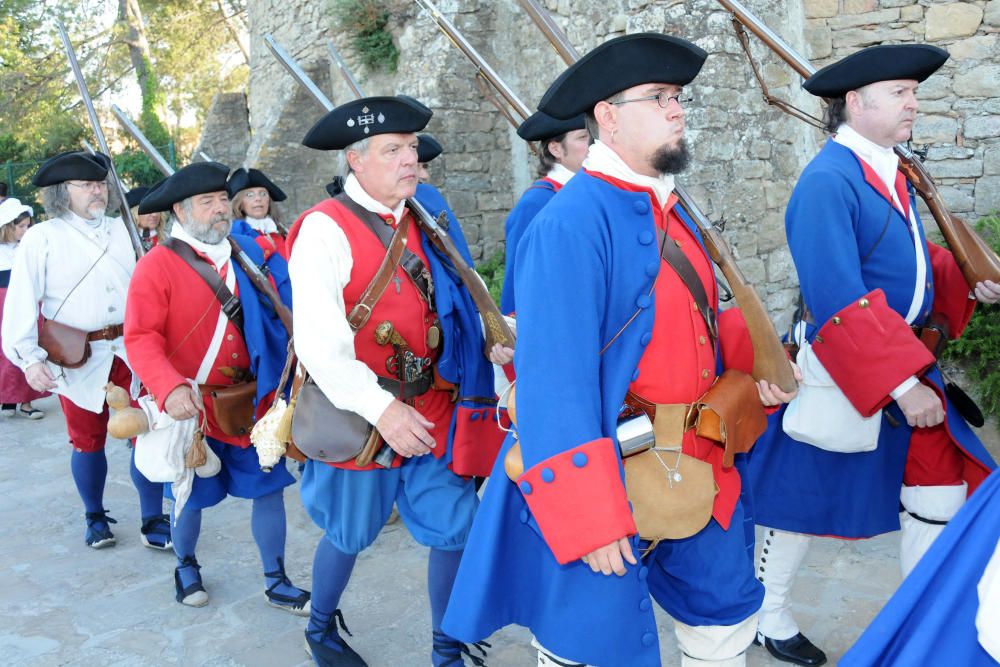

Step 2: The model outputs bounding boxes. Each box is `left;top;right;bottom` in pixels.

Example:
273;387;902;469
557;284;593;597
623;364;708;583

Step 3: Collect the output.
377;373;433;400
910;322;947;359
624;392;698;437
87;323;124;341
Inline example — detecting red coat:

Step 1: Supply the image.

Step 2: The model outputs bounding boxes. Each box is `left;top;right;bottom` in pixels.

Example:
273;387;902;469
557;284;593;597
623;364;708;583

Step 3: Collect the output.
124;245;252;446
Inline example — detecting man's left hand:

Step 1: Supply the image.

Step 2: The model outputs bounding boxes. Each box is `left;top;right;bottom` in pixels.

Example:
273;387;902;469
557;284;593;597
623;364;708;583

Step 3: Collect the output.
757;362;803;406
974;280;1000;304
489;343;514;366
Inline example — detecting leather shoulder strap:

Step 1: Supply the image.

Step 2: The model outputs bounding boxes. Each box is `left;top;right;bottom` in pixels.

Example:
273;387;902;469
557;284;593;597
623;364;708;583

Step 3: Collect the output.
656;228;718;344
162;238;244;335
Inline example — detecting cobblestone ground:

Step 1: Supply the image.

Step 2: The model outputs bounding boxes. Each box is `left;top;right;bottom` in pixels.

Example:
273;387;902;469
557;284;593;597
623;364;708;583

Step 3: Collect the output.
3;394;998;666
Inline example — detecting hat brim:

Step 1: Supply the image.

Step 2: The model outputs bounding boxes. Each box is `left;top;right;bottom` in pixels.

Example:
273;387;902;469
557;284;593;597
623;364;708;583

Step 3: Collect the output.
803;44;949;98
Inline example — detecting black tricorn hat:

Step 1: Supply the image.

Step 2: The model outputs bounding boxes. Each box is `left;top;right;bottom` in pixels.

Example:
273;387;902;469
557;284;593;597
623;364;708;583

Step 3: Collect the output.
517;111;587;142
803;44;949;98
125;186;152;210
303;96;432;151
137;162;230;214
538;33;707;119
32;150;111;187
417;134;443;163
226;167;287;202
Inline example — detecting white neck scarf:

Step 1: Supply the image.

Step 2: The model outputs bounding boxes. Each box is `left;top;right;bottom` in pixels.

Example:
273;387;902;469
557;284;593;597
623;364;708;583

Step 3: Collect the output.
170;219;232;272
344;173;407;225
834;124;900;197
582;140;675;209
546;163;575;186
245;215;279;234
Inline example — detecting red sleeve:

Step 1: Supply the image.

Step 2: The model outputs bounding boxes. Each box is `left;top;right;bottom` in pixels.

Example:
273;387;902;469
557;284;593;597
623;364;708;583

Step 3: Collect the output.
124;253;186;410
517;437;636;565
927;242;976;338
811;289;934;417
718;307;754;376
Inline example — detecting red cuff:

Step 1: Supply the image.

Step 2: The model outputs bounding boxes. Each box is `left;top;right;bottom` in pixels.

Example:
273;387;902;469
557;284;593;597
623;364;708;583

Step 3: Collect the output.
928;242;976;337
812;289;934;416
517;437;636;564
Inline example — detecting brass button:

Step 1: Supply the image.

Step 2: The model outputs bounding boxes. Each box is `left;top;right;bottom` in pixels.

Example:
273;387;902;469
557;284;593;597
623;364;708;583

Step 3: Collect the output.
673;238;682;248
926;281;931;290
231;352;238;359
699;335;707;345
815;335;824;343
226;334;234;341
832;316;841;325
418;400;424;407
701;369;710;378
858;298;870;308
692;302;698;311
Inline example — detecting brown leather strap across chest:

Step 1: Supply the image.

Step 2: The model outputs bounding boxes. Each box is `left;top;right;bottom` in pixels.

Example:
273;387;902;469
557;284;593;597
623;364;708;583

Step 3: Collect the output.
656;227;718;345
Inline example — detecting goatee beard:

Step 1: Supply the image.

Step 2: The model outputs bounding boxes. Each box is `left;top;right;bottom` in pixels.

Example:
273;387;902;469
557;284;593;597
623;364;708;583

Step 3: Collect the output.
652;140;691;175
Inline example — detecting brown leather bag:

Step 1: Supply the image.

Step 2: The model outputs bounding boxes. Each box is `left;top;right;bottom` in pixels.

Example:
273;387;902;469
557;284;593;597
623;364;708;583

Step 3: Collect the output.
38;319;91;368
205;381;258;437
695;369;768;468
623;449;718;543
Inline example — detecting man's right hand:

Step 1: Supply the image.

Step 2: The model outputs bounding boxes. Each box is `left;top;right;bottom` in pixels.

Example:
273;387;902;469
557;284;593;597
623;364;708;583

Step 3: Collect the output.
581;536;637;576
896;382;944;428
25;362;57;392
164;384;203;421
376;400;436;458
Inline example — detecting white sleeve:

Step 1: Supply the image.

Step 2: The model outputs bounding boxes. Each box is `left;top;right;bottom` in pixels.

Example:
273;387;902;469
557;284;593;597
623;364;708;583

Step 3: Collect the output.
289;211;394;426
1;229;47;369
889;376;919;401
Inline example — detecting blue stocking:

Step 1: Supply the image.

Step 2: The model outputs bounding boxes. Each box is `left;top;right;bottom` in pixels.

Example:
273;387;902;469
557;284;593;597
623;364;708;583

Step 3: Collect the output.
70;449;107;514
307;537;358;649
129;446;165;520
251;490;303;597
171;505;202;589
430;548;483;666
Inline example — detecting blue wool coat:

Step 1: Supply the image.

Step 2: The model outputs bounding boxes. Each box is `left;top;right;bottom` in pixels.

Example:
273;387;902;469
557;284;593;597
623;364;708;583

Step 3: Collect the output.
442;173;758;667
748;141;995;538
500;178;560;314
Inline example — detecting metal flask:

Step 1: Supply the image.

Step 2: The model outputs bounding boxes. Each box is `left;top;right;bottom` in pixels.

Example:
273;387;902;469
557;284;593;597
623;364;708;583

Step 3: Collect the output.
617;412;656;458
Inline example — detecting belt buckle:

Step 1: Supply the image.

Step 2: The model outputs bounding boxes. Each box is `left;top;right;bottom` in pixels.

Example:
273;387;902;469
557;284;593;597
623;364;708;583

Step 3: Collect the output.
99;324;114;340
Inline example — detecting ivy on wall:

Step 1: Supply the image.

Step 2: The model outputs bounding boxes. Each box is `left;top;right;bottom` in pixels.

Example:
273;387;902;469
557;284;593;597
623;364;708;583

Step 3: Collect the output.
331;0;399;73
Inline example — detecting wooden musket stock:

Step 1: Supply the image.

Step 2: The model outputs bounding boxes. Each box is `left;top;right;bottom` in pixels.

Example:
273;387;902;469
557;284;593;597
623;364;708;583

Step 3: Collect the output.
718;0;1000;287
516;0;796;391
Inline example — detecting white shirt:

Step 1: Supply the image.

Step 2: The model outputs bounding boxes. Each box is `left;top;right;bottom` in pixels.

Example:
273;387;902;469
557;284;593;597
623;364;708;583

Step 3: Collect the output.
244;216;279;235
834;124;927;400
581;140;676;208
2;211;135;412
288;174;407;426
0;242;18;272
545;163;575;187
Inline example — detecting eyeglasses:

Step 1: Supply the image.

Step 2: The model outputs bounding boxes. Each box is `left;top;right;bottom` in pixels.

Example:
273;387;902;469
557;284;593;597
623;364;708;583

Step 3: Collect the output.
611;91;693;109
244;190;269;200
66;181;108;191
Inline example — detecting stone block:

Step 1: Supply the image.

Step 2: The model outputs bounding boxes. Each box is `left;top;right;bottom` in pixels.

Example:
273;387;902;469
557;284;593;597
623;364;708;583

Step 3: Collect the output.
829;8;900;29
954;64;1000;97
926;158;983;179
919;72;952;100
832;26;912;49
913;115;958;144
739;257;767;286
985;146;1000;175
806;24;834;59
927;146;976;160
948;35;997;60
937;184;976;213
842;0;877;14
975;176;1000;215
918;99;955;115
610;13;628;32
803;0;838;19
899;5;923;22
925;3;984;42
964;116;1000;140
985;0;1000;26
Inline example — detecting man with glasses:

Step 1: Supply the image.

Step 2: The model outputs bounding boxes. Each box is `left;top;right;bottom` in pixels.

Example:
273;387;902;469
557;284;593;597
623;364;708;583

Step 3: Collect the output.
443;33;797;667
2;150;167;550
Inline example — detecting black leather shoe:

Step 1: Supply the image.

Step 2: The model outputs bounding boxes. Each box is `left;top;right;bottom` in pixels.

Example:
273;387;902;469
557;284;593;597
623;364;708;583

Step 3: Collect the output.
305;609;368;667
759;633;827;666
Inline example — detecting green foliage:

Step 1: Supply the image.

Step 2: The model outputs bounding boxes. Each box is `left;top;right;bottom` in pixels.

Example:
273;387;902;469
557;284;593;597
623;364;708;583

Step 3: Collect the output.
331;0;399;72
114;148;165;188
476;250;505;308
944;212;1000;418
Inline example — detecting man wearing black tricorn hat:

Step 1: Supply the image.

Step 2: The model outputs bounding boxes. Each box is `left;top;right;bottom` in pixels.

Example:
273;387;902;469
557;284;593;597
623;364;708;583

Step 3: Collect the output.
442;33;798;667
124;162;308;613
747;44;998;666
288;95;501;666
2;150;166;551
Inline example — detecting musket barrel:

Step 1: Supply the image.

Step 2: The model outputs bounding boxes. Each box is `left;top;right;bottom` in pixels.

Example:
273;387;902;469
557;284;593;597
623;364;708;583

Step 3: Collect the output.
415;0;532;120
327;41;365;99
111;105;175;176
57;21;145;258
517;0;580;65
264;34;335;112
717;0;815;78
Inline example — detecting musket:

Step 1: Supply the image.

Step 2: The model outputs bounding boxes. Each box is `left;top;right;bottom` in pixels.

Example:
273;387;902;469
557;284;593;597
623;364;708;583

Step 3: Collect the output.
517;0;797;391
111;105;292;333
327;41;365;98
718;0;1000;288
56;21;145;259
264;33;515;353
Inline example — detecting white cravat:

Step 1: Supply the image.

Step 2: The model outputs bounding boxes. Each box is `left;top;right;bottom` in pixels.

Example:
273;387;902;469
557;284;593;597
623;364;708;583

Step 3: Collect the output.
546;163;575;186
582;140;675;209
245;216;279;234
344;173;407;225
169;221;232;271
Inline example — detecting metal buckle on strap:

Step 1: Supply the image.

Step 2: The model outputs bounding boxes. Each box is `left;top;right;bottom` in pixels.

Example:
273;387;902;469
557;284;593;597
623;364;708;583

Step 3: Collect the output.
350;303;373;329
222;295;241;319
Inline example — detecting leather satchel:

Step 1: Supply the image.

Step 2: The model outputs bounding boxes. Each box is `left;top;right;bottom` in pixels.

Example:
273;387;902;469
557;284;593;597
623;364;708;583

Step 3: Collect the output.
695;369;768;468
204;380;258;438
291;374;377;463
38;318;91;369
624;448;717;543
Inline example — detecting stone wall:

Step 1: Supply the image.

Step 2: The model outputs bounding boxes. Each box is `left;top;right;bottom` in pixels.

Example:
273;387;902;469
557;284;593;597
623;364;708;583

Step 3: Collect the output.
192;92;250;169
195;0;1000;329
